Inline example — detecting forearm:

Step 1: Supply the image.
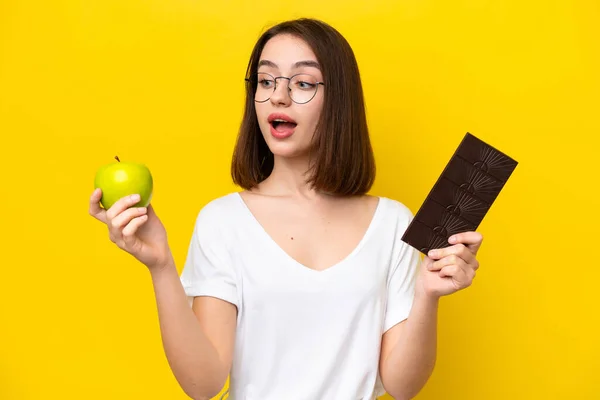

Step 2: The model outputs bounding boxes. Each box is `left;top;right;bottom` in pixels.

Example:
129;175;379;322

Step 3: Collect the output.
149;259;226;400
384;291;439;399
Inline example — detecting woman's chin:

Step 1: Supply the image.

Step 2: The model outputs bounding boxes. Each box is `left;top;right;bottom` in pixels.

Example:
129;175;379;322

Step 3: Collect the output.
268;142;311;160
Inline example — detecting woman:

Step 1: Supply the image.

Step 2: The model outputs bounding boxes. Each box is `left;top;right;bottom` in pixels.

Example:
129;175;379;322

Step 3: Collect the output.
89;18;483;400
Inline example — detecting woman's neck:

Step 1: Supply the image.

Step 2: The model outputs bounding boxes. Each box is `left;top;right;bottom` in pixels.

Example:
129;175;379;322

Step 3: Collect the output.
255;154;321;199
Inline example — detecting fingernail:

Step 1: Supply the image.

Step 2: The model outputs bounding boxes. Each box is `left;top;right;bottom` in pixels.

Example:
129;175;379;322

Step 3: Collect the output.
448;236;456;244
428;250;437;257
131;194;140;201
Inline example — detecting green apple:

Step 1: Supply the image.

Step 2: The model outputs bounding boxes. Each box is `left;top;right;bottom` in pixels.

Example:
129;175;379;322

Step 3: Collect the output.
94;156;153;210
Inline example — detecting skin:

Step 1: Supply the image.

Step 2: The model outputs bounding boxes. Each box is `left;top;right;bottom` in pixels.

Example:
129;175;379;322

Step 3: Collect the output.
255;34;324;161
88;33;484;400
241;33;381;272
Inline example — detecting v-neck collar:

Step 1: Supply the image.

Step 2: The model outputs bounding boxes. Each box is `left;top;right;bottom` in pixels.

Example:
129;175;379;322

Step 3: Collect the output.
234;192;385;275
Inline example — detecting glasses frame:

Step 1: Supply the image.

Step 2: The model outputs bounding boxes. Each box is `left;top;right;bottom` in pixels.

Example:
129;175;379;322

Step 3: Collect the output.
245;72;325;104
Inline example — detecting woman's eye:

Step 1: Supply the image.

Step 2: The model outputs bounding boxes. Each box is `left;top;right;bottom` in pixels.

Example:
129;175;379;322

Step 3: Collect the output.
295;80;316;90
259;79;274;88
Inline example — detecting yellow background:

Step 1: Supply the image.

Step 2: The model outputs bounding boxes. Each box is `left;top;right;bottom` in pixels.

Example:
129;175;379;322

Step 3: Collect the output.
1;0;598;399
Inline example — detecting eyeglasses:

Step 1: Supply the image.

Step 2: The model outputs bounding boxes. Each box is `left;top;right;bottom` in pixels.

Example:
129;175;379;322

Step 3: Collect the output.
245;72;324;104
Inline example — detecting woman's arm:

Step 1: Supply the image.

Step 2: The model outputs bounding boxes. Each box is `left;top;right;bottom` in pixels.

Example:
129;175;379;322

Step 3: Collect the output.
380;232;483;399
89;190;237;399
150;259;237;400
379;289;439;400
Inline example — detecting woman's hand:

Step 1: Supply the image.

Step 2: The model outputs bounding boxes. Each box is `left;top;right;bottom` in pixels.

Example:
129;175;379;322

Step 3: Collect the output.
417;232;484;298
89;188;172;270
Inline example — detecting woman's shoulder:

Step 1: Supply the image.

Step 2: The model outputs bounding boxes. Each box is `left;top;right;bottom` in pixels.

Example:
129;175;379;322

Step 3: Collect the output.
199;191;241;212
376;195;415;222
191;191;245;228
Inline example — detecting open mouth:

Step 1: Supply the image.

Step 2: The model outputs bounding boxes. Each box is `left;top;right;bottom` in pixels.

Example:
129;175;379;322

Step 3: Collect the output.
268;113;298;136
270;119;298;131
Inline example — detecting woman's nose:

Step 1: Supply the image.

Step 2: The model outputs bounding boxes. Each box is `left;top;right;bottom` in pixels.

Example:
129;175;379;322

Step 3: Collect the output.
269;79;291;105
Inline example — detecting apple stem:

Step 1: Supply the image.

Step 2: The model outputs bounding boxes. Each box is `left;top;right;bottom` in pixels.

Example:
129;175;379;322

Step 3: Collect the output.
115;156;120;162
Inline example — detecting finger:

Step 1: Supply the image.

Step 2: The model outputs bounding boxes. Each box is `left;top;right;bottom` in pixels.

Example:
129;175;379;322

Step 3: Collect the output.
421;256;434;271
429;254;465;272
106;194;141;221
439;264;461;278
122;214;148;245
440;264;474;290
146;203;156;217
439;264;471;290
89;188;107;223
428;243;475;264
110;207;147;230
448;231;484;255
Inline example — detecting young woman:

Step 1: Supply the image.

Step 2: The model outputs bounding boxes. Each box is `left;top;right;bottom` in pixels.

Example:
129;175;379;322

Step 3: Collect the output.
89;18;483;400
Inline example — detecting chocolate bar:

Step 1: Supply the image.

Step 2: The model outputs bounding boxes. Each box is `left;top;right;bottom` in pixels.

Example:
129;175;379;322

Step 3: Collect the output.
401;132;518;255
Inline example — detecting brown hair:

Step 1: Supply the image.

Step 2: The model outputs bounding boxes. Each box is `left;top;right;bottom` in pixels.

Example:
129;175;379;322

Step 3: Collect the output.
230;18;376;196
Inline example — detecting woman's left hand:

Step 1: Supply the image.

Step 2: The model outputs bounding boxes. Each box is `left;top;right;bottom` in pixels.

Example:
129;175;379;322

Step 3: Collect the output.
417;231;484;298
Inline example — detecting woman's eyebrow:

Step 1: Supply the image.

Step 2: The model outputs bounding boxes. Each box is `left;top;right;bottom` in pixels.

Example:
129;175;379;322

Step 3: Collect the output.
257;59;321;70
258;59;278;68
293;60;321;70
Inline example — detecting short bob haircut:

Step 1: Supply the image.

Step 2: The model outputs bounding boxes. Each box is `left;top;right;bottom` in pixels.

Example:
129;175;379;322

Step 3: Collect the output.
231;18;376;196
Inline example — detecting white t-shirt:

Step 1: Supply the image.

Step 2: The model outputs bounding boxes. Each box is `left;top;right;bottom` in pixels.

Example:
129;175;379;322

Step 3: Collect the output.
180;192;421;400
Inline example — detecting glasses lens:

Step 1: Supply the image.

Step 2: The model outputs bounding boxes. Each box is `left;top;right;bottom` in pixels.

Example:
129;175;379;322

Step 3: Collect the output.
248;73;320;103
251;73;275;102
289;74;319;103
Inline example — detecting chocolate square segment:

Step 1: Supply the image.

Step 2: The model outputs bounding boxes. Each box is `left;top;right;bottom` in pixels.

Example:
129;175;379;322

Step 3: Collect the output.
444;157;505;204
428;178;491;225
416;198;478;236
404;219;453;255
401;132;518;255
455;133;518;182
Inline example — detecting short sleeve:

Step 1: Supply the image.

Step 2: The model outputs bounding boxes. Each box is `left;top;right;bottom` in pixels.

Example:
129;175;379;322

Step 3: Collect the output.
179;205;238;309
383;208;422;332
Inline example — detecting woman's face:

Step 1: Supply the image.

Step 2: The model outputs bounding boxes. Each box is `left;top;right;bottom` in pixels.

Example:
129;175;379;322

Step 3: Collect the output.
254;34;324;159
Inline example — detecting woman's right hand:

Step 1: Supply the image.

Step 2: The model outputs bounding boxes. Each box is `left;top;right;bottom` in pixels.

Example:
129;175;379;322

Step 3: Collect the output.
89;188;172;270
